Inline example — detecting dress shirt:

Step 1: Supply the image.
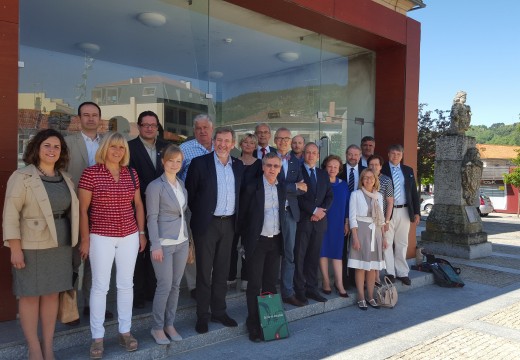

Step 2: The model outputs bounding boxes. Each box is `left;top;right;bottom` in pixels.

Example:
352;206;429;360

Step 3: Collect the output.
360;157;368;168
277;152;290;178
81;132;101;166
390;163;406;205
346;164;360;190
179;139;214;181
256;145;272;159
139;136;157;169
213;153;236;216
260;176;280;237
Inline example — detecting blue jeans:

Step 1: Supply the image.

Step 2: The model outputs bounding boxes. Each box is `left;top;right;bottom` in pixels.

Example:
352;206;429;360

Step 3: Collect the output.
280;209;298;298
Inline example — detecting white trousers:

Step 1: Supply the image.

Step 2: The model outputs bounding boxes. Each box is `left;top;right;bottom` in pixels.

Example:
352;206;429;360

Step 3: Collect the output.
384;207;410;277
89;232;139;339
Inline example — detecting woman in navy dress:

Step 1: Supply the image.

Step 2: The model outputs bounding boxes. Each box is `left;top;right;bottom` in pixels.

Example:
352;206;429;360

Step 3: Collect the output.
319;155;350;297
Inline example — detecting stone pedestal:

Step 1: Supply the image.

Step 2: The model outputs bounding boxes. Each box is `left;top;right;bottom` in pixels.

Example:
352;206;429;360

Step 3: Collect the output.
420;135;491;259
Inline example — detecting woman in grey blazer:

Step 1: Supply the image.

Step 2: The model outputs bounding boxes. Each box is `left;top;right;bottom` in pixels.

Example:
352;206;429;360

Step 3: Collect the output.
146;144;189;345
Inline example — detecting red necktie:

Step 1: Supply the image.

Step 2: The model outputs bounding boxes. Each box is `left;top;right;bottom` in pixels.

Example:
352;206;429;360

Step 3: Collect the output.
261;147;267;158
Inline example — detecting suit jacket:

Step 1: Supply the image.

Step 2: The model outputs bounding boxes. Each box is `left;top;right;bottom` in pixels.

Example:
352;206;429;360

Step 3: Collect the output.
3;165;79;249
298;165;333;232
277;153;304;221
65;132;96;187
128;137;168;203
185;152;244;237
339;163;366;186
253;145;277;159
145;174;188;251
381;162;420;221
239;177;286;260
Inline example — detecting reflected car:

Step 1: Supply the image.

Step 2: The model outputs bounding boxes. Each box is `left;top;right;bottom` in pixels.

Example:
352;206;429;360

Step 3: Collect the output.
420;193;494;217
420;197;434;214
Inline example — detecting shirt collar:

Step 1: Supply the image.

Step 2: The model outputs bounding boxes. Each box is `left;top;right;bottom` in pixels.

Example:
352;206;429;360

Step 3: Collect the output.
263;175;278;187
213;151;232;166
139;136;156;149
81;131;100;143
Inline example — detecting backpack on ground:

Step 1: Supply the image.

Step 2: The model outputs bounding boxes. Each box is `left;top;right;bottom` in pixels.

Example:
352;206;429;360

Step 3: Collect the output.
421;250;464;288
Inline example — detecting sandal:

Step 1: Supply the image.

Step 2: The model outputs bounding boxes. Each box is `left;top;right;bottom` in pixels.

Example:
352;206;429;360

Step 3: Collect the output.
90;340;104;359
368;298;380;309
357;299;368;311
118;333;138;352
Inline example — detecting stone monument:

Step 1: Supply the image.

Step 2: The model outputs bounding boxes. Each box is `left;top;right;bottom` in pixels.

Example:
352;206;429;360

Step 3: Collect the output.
420;91;491;259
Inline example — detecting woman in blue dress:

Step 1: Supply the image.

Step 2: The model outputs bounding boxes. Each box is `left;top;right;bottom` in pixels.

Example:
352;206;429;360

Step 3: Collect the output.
319;155;350;297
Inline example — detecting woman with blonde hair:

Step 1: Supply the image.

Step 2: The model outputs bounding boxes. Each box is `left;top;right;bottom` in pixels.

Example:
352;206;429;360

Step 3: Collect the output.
3;129;78;360
78;132;147;358
348;168;387;310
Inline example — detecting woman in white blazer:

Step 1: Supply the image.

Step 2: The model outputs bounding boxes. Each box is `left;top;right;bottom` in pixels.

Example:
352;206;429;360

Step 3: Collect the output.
146;144;189;345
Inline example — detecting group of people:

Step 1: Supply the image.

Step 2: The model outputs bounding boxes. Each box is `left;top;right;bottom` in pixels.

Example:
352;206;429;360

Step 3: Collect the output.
2;102;420;358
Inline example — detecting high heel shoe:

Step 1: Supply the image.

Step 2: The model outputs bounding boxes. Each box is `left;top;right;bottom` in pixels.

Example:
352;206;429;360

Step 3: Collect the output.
334;284;349;298
321;288;332;295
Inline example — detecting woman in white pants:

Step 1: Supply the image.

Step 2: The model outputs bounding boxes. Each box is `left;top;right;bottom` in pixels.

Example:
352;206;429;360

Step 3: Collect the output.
79;132;147;359
146;144;189;345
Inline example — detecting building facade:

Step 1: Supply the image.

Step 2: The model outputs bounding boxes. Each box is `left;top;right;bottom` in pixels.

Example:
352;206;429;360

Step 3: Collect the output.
0;0;424;320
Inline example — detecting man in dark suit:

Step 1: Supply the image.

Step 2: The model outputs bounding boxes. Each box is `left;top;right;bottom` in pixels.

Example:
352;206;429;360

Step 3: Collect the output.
128;110;168;308
294;143;333;304
253;123;277;158
239;152;285;342
185;126;244;334
274;127;308;307
381;144;420;286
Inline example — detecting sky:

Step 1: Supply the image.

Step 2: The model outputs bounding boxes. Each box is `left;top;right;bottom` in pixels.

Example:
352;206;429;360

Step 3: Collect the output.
408;1;520;126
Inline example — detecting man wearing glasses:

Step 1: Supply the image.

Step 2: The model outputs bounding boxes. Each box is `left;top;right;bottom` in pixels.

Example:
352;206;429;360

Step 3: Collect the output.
128;110;168;308
274;127;308;307
254;123;277;158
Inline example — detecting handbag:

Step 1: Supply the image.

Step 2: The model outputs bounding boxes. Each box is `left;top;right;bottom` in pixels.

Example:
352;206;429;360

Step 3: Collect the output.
375;276;398;308
257;293;289;341
57;289;79;323
186;238;195;265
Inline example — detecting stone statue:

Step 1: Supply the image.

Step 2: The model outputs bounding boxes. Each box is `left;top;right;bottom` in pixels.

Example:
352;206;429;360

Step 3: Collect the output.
448;91;472;135
461;147;483;205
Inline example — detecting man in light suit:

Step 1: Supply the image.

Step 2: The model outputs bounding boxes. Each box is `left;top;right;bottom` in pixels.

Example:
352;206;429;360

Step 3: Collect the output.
294;143;333;304
65;102;113;322
274;127;308;307
185;126;244;334
381;144;420;286
128;110;169;308
253;123;277;158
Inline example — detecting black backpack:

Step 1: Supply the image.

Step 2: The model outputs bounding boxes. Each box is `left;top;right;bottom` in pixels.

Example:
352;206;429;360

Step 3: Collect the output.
422;252;464;288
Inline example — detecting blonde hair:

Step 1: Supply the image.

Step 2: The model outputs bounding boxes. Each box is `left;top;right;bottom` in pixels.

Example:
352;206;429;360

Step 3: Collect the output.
359;168;380;191
95;132;130;166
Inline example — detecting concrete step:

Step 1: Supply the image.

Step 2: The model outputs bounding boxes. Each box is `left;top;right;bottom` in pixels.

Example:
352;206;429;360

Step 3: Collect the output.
0;271;434;360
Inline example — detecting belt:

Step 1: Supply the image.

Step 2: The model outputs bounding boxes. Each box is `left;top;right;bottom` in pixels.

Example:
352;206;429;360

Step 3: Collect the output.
260;234;280;239
53;213;66;219
394;204;408;208
213;214;234;219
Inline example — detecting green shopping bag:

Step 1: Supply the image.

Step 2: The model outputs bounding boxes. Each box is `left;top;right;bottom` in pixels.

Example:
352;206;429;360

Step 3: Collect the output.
257;293;289;341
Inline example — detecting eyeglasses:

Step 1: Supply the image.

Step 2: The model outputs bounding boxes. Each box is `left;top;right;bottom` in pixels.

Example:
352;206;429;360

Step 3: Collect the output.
264;164;281;169
139;124;158;129
275;137;291;142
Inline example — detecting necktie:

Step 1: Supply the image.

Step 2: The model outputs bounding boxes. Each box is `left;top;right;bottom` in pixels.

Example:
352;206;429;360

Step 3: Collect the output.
281;153;291;161
309;168;317;194
261;147;267;158
348;167;355;192
392;166;402;203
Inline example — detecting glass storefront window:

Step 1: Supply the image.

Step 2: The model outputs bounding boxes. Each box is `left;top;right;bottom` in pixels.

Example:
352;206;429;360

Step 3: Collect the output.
19;0;375;166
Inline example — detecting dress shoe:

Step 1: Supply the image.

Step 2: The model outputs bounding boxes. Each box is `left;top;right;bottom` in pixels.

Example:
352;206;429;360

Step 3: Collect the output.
248;328;262;343
321;288;332;295
397;276;411;286
190;289;197;299
305;291;328;302
195;317;209;334
282;295;306;307
150;329;170;345
211;313;238;327
334;284;349;298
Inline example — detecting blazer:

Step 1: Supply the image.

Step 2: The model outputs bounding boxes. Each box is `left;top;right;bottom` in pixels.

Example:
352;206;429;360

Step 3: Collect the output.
145;174;188;251
381;162;420;221
3;165;79;249
339;163;366;185
253;145;277;159
128;137;168;202
65;132;98;187
277;153;305;221
348;190;384;229
185;152;244;237
239;177;286;260
298;165;333;232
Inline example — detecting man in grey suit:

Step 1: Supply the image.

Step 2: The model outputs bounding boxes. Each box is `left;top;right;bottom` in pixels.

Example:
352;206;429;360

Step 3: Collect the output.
274;127;308;307
65;101;113;323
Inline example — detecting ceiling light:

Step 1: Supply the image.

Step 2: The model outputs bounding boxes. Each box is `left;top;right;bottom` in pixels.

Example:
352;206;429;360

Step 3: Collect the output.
276;52;299;62
137;12;167;27
76;42;100;55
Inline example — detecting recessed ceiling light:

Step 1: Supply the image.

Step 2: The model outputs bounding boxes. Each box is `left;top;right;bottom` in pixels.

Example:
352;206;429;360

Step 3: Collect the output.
137;12;167;27
76;42;100;55
277;52;299;62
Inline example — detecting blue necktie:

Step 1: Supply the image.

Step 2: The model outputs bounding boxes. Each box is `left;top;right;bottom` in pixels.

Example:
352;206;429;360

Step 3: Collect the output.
309;168;317;194
348;167;355;192
392;166;402;203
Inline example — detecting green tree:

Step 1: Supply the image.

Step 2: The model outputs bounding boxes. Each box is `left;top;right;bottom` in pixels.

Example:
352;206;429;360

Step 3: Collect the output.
417;104;449;186
503;149;520;217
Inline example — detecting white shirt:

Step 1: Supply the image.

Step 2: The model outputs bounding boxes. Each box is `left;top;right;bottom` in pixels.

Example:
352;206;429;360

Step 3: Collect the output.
160;180;188;245
81;132;100;166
